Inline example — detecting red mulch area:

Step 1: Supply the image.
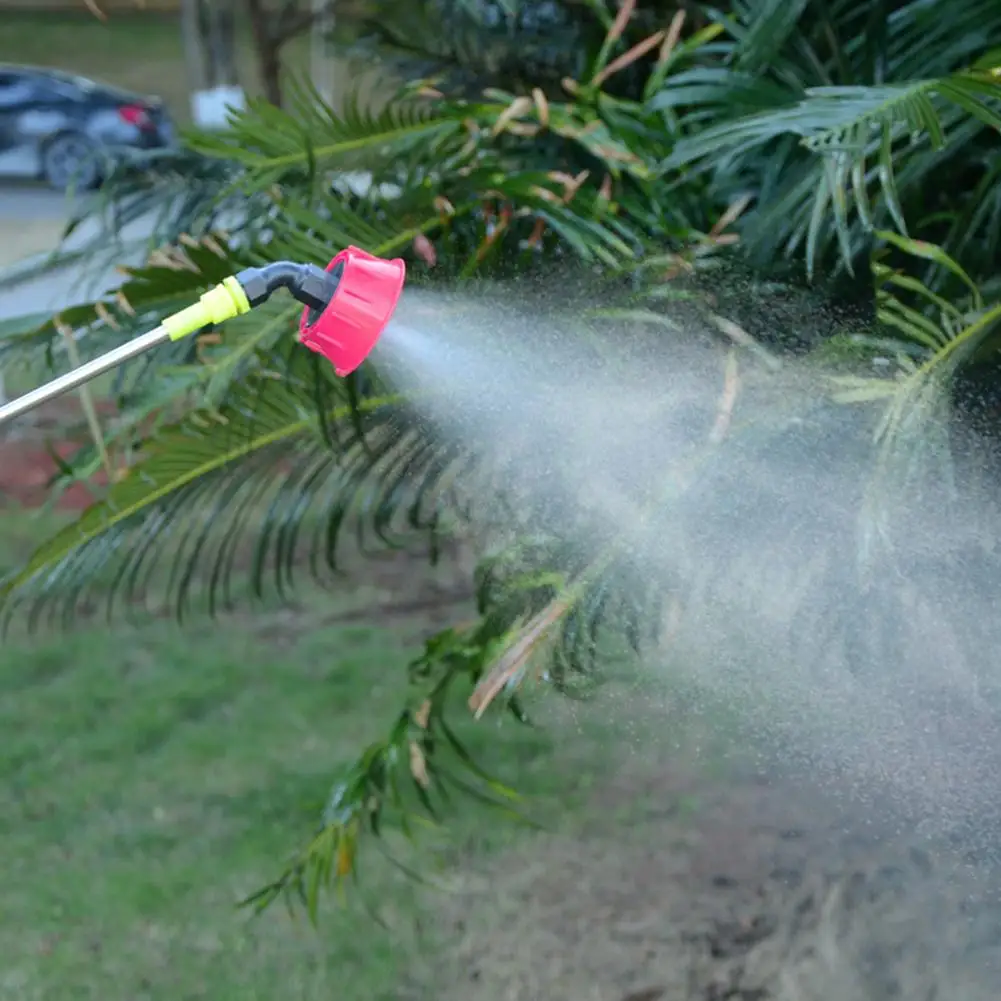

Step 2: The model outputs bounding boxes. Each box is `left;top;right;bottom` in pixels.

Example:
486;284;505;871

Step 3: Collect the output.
0;398;115;511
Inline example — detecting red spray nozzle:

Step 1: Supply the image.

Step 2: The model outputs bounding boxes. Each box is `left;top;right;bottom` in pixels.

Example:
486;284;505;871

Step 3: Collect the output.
298;246;406;377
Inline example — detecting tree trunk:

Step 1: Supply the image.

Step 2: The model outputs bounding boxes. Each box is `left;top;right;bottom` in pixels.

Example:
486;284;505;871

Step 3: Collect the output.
260;44;284;106
210;0;240;88
199;0;240;88
310;0;335;107
245;0;284;106
181;0;208;91
183;0;240;91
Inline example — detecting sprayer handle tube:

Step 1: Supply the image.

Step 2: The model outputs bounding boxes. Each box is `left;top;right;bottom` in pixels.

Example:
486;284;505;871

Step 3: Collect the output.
0;324;170;430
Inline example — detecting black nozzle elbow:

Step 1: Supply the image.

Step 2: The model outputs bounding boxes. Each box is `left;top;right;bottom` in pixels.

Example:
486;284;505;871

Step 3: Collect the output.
235;260;343;314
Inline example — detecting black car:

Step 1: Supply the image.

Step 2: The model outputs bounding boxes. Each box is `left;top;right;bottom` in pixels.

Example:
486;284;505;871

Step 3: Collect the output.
0;64;176;191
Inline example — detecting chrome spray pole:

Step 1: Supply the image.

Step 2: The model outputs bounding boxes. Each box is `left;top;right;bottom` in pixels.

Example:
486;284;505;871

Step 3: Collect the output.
0;325;170;430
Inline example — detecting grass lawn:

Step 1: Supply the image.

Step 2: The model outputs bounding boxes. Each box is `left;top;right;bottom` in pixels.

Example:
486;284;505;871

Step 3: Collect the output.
0;10;388;125
0;510;662;1000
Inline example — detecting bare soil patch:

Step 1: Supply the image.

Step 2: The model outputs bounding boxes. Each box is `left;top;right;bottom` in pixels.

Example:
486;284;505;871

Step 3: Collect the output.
425;723;1001;1001
0;399;116;509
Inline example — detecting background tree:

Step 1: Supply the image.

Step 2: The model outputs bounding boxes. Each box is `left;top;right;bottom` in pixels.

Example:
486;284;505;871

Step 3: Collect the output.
243;0;338;106
182;0;241;94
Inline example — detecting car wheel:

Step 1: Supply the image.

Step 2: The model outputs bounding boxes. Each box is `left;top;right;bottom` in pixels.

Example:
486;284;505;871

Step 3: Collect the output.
41;133;103;192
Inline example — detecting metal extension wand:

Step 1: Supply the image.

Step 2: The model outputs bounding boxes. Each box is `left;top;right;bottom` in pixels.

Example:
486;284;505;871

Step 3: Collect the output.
0;247;406;431
0;325;170;427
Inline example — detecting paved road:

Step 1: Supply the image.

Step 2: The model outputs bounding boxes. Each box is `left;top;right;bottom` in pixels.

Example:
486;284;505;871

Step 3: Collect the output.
0;242;142;323
0;181;152;322
0;180;75;222
0;183;154;405
0;171;374;323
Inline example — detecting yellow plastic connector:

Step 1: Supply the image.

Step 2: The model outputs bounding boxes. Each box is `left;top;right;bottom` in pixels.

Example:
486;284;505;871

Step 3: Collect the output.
161;276;251;341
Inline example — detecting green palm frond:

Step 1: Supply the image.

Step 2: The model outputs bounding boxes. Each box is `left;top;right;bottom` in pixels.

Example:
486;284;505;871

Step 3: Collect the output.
248;604;539;918
263;178;468;274
0;237;275;486
662;70;1001;274
937;148;1001;280
652;0;1001;278
0;350;463;633
875;0;1001;80
665;73;1001;173
186;77;473;190
827;237;1001;536
719;0;1001;85
728;0;814;74
330;0;596;99
78;146;261;254
651;66;799;120
250;532;676;916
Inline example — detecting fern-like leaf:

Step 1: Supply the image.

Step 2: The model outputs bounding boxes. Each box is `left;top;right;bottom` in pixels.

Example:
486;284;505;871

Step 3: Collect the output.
0;350;461;632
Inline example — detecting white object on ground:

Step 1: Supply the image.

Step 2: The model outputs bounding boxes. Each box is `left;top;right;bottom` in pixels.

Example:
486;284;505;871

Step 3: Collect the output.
191;86;247;130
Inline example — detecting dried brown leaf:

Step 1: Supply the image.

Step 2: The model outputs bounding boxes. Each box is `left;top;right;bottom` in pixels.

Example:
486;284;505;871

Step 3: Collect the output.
201;235;227;258
94;301;119;331
409;741;431;788
607;0;636;43
335;830;356;877
709;350;740;444
469;599;570;718
709;194;752;237
658;10;686;64
549;169;590;203
433;195;456;217
145;249;173;270
115;290;136;317
527;217;547;247
414;699;432;729
532;87;550;127
594;31;666;86
491;96;533;136
413;233;437;266
530;185;561;204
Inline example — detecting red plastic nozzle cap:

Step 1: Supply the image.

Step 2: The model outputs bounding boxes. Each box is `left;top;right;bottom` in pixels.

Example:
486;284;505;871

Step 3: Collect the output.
298;246;406;376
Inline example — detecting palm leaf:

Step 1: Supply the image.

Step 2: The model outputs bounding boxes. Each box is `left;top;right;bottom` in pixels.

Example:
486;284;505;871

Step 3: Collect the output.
0;350;461;632
822;239;1001;549
663;70;1001;275
186;77;473;189
665;73;1001;171
731;0;814;74
329;0;589;98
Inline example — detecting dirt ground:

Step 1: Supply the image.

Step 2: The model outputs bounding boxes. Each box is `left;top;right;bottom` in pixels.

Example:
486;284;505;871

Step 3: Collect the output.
0;398;115;509
421;718;1001;1001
